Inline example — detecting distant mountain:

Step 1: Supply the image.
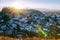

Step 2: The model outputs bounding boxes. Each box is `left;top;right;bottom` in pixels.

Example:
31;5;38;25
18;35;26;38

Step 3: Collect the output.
37;8;60;16
1;7;43;17
1;7;60;16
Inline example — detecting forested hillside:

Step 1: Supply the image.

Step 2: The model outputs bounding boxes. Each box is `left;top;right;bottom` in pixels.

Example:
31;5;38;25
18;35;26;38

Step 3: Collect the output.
0;7;60;38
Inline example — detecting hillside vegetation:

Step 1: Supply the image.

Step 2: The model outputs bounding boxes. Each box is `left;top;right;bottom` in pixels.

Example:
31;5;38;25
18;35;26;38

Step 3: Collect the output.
0;7;60;38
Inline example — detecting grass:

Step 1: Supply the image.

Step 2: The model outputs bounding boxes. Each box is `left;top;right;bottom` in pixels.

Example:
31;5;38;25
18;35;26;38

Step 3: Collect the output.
0;36;60;40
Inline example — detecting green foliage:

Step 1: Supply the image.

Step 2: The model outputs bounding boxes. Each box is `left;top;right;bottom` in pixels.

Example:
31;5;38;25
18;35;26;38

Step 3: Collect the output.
34;25;48;37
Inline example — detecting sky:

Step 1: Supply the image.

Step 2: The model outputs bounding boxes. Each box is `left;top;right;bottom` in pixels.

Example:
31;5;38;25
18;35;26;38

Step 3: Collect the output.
0;0;60;10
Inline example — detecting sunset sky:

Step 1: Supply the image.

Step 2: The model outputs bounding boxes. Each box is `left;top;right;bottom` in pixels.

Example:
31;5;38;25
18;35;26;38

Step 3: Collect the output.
0;0;60;10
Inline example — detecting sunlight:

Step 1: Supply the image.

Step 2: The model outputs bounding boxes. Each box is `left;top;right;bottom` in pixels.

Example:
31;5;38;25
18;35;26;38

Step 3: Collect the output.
34;25;48;37
11;2;23;9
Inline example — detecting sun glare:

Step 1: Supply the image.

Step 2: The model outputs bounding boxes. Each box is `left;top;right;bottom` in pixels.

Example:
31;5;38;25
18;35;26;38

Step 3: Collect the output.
11;2;23;9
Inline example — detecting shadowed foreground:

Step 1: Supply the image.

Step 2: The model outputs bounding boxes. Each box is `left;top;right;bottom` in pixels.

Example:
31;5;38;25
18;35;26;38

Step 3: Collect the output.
0;36;60;40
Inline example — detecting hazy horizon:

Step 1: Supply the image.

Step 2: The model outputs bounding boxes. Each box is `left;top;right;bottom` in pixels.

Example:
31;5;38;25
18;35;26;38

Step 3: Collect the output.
0;0;60;10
